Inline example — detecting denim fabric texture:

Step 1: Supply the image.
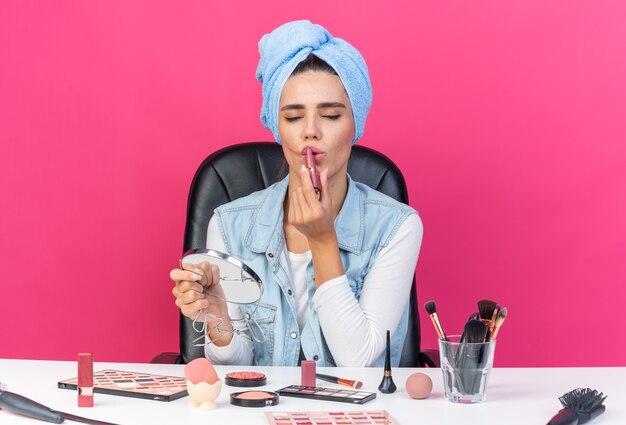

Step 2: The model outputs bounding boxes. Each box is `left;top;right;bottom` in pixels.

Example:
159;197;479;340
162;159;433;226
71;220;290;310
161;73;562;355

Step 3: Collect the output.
214;175;416;366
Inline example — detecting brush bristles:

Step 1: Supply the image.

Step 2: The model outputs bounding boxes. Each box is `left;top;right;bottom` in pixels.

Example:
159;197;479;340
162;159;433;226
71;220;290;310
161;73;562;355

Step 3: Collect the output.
462;319;488;343
0;382;6;393
489;307;508;341
495;307;508;327
424;300;437;315
559;388;607;411
477;299;498;320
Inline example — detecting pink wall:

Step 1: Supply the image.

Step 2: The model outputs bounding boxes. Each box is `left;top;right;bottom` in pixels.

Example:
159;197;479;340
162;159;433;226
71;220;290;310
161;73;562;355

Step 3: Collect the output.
1;1;625;366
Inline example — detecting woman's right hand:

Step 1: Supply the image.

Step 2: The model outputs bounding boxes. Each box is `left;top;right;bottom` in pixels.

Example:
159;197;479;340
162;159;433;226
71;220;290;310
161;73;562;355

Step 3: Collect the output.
170;261;223;319
170;262;234;345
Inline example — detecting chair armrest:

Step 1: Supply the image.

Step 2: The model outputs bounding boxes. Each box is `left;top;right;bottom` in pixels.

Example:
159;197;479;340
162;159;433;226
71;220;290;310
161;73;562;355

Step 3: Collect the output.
418;349;440;368
150;352;183;364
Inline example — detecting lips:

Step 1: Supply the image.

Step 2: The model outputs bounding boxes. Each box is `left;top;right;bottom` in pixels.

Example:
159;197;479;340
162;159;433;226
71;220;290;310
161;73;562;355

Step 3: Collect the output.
302;146;324;165
301;146;322;155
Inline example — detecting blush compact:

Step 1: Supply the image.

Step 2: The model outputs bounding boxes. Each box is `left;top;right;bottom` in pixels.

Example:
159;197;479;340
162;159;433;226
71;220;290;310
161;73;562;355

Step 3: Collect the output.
230;391;279;407
225;371;267;387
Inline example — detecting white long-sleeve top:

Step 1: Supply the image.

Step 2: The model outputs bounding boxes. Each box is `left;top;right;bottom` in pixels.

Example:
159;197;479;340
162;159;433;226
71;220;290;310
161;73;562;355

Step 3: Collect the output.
204;213;423;367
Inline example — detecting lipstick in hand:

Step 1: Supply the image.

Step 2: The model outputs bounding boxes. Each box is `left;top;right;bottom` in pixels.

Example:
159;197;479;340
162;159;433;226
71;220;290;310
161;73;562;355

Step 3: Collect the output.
304;147;321;194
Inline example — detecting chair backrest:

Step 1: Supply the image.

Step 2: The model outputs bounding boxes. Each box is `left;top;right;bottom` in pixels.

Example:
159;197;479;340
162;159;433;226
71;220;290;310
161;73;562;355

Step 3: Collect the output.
179;142;421;366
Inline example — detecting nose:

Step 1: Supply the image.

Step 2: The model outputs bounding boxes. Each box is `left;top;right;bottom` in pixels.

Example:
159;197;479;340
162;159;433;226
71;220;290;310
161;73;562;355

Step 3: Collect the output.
303;116;321;141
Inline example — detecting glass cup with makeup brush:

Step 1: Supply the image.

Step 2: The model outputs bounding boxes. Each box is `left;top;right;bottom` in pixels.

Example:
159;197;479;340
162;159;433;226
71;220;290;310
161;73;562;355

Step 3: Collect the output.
425;300;506;403
438;335;496;404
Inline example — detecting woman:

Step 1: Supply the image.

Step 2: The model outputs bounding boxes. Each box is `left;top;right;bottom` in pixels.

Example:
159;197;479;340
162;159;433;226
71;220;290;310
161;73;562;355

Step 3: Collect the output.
170;20;423;367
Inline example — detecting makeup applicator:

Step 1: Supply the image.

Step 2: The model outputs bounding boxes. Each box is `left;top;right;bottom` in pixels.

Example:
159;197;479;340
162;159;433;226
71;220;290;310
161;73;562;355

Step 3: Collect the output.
316;373;363;389
455;319;489;394
547;388;607;425
459;312;479;343
477;299;498;340
489;307;508;341
304;147;321;194
184;358;222;410
477;300;497;320
378;330;397;394
424;300;447;341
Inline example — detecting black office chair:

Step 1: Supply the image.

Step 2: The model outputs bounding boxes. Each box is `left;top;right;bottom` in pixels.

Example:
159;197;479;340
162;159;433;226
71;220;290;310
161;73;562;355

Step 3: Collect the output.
152;142;436;367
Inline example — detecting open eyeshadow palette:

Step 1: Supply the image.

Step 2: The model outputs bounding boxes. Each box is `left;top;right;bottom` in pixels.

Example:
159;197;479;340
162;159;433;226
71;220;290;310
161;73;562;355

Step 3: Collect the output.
58;369;187;401
265;410;400;425
276;385;376;404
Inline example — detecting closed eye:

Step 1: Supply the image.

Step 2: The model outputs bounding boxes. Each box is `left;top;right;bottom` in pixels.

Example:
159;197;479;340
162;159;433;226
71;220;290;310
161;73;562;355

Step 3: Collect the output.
285;116;303;122
322;115;340;120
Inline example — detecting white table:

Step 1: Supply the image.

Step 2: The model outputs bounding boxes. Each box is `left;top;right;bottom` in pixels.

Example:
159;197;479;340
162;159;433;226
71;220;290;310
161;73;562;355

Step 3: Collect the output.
0;359;623;424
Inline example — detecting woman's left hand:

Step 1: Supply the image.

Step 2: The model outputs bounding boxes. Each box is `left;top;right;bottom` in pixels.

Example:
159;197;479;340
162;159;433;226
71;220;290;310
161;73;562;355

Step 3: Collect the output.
286;165;335;243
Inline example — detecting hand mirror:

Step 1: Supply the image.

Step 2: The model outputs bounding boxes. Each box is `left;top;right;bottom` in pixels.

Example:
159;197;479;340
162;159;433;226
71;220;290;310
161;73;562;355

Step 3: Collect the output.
179;249;263;305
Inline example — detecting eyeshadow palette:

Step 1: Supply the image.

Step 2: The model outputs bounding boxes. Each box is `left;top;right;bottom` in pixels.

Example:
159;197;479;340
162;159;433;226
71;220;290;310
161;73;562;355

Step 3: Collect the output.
276;385;376;404
265;410;400;425
58;369;187;401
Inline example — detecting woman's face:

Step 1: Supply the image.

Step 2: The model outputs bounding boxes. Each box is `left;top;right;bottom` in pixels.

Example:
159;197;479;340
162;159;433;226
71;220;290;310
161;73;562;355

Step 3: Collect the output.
278;70;355;185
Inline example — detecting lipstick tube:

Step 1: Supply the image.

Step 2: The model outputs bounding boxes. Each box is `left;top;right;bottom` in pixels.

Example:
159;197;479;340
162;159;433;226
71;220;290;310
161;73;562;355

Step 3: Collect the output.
304;147;321;194
301;360;316;387
78;353;94;407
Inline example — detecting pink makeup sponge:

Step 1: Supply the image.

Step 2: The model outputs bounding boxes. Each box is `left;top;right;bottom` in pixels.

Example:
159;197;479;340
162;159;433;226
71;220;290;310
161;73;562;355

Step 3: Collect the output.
405;372;433;399
184;358;219;385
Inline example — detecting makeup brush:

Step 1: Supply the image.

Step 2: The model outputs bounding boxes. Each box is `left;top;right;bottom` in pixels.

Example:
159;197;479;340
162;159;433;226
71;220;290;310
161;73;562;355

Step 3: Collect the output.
0;383;119;425
316;373;363;389
459;312;479;343
489;305;499;331
378;330;397;394
477;299;497;323
490;307;508;341
456;320;489;394
424;300;448;341
478;299;498;342
547;388;607;425
462;319;489;344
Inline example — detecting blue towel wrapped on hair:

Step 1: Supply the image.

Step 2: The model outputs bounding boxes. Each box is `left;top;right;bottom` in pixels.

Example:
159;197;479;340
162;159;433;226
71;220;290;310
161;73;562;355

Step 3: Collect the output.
255;20;372;144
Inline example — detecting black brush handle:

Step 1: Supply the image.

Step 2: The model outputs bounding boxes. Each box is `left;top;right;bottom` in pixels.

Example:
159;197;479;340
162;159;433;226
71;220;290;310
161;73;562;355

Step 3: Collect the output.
471;340;492;393
454;325;472;393
459;313;479;343
454;344;469;393
464;343;483;394
63;412;121;425
0;390;64;423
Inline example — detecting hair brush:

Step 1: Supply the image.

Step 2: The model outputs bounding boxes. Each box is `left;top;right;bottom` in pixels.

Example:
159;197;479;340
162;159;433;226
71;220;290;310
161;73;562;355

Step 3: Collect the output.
0;382;119;425
547;388;607;425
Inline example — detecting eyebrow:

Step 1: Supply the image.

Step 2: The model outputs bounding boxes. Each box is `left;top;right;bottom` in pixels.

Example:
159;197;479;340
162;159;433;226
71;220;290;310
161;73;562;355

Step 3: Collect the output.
280;102;347;111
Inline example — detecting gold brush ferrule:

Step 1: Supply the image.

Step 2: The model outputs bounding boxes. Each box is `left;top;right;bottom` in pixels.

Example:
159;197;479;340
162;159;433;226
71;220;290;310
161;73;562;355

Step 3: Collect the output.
491;324;502;341
489;307;499;335
429;313;446;340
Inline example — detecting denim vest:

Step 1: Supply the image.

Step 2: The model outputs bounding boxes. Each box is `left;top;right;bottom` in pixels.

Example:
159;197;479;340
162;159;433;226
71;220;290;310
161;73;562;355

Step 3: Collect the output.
213;175;417;367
